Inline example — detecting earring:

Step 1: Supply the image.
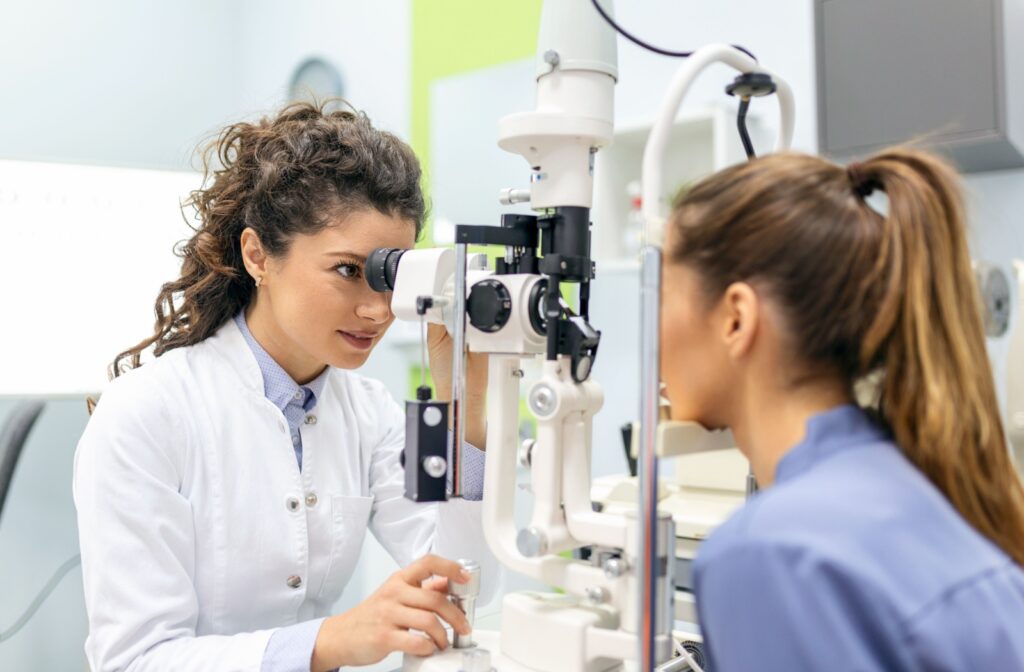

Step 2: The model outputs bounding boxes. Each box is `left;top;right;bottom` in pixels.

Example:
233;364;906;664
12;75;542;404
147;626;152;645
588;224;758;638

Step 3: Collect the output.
255;276;263;288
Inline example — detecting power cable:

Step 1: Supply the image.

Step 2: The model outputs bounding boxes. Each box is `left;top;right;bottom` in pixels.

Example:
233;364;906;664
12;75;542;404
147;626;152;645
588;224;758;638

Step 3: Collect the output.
590;0;758;62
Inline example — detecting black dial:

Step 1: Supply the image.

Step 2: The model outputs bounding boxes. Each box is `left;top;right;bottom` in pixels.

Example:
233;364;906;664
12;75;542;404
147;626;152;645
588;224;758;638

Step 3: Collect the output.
468;279;512;333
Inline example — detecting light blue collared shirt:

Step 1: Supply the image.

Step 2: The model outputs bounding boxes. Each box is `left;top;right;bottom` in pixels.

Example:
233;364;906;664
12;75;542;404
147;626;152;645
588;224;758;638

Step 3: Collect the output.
694;404;1024;671
233;312;487;672
234;313;328;471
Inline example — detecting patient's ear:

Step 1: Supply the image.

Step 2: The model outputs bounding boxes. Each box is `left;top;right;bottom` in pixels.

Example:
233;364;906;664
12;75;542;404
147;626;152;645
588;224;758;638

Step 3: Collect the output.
720;281;759;360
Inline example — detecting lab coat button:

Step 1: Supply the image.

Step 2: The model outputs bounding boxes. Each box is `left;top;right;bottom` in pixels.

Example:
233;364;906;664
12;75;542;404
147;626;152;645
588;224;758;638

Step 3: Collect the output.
304;414;317;425
286;575;302;589
286;497;301;512
305;493;318;507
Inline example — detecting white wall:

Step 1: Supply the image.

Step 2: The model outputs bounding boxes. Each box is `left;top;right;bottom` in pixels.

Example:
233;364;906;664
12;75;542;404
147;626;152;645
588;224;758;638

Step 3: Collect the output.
0;161;203;395
0;0;412;170
234;0;411;139
0;0;244;170
612;0;818;152
963;168;1024;410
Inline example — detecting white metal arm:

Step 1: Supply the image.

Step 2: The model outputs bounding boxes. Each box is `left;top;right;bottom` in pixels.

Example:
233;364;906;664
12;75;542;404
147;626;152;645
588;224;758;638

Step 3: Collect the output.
641;44;797;241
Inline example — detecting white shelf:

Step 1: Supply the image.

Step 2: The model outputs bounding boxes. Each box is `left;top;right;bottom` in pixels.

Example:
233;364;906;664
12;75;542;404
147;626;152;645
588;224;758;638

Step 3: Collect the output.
591;104;768;266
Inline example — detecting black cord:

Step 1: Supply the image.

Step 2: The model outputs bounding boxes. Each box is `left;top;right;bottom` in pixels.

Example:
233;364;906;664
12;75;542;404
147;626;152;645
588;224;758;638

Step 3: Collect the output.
737;97;756;159
590;0;758;62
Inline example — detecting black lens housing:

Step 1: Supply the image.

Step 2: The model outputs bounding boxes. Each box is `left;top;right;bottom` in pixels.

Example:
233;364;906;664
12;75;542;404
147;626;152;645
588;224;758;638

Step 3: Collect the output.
366;247;405;292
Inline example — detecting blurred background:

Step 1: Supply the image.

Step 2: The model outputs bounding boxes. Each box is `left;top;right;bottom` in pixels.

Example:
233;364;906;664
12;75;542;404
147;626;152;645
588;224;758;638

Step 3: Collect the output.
2;1;1023;670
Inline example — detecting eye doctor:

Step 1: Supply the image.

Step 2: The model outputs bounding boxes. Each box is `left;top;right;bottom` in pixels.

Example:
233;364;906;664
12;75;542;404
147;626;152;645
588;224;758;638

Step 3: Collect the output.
73;101;496;672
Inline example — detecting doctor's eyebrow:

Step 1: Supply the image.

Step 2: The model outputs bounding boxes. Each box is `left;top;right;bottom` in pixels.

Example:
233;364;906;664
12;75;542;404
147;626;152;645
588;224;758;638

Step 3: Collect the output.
323;251;367;263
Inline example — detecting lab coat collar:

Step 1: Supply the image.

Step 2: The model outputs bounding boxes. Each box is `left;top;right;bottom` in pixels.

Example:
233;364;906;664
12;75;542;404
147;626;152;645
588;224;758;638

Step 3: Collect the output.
774;404;892;484
232;312;329;412
204;317;275;395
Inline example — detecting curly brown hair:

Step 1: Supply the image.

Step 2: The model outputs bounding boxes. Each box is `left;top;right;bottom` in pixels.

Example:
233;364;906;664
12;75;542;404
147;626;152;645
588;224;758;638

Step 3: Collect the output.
111;99;425;377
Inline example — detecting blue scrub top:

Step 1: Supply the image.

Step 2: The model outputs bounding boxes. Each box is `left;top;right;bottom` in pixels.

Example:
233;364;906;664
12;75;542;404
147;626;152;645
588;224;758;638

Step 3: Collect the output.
694;404;1024;671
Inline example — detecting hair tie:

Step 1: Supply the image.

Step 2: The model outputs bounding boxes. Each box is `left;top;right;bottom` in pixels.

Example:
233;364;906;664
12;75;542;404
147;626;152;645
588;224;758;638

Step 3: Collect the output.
846;161;880;198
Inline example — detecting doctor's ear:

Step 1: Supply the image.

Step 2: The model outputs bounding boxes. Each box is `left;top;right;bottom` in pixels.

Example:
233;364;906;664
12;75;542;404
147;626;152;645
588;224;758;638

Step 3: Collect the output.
240;228;270;284
719;281;759;360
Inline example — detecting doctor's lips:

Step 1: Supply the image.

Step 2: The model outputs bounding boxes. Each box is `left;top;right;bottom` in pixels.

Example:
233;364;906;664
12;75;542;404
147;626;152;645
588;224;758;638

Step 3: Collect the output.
338;329;380;350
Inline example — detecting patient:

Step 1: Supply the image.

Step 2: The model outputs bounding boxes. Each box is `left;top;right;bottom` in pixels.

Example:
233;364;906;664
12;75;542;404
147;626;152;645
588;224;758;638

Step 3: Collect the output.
659;147;1024;670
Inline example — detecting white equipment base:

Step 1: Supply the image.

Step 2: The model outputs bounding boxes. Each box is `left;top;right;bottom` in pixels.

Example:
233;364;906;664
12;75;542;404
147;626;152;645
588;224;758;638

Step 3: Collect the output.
403;592;627;672
402;630;531;672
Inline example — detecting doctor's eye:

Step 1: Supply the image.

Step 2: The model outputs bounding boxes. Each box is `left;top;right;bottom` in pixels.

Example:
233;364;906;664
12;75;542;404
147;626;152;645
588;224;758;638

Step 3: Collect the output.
334;263;363;280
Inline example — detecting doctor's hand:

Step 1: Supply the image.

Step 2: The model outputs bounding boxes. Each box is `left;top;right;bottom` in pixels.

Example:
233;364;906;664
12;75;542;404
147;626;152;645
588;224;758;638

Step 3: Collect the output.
310;554;473;671
426;323;489;449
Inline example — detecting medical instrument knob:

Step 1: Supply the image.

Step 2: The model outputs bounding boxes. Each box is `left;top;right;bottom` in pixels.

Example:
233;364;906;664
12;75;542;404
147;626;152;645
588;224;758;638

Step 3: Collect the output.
516;526;548;557
460;648;494;672
499;187;531;205
467;279;512;333
450;559;481;598
518;439;535;468
449;559;481;649
422;455;447;479
602;556;627;579
528;384;557;417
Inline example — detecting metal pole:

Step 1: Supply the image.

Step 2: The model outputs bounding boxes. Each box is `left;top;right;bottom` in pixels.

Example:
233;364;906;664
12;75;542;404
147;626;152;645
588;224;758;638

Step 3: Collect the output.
638;246;662;671
450;242;469;499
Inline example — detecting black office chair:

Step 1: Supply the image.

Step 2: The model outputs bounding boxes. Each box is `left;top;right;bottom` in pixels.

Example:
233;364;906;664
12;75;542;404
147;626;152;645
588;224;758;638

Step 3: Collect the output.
0;399;84;644
0;400;45;522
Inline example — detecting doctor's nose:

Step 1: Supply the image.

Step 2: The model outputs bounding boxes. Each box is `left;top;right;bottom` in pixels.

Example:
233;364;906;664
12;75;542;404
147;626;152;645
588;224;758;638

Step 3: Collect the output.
356;289;392;324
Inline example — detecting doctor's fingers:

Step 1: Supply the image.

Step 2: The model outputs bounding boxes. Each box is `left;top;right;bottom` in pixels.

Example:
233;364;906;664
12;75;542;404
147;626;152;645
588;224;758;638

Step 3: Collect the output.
393;605;450;651
400;554;470;587
386;630;437;658
399;583;470;634
421;576;448;592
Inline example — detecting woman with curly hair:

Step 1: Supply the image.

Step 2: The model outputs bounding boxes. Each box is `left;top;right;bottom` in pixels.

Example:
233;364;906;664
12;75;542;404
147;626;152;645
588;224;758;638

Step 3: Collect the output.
74;101;494;672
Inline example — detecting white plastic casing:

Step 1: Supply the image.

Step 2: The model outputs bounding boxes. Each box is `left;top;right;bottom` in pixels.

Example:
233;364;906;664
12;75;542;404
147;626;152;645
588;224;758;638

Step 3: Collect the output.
389;250;548;356
501;592;620;672
468;274;548;356
533;0;618;81
497;0;618;210
403;631;534;672
391;247;455;323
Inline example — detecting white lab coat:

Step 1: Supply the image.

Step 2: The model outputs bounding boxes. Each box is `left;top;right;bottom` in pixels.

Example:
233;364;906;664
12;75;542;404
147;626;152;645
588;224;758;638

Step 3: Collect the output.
73;319;496;672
